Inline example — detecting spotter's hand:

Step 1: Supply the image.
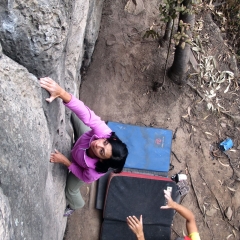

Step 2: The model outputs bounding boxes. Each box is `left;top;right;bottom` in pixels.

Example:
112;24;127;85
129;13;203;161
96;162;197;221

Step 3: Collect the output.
160;189;175;209
126;215;144;239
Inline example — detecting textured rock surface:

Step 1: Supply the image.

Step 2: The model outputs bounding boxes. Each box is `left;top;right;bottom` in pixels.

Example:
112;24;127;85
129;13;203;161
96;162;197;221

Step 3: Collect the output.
0;0;104;239
0;188;14;240
0;0;104;94
0;52;69;240
0;0;69;77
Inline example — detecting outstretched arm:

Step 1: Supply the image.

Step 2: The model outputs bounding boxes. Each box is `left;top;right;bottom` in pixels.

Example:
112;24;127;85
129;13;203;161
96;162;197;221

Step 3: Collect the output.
39;77;71;103
160;190;198;235
39;77;111;136
126;215;145;240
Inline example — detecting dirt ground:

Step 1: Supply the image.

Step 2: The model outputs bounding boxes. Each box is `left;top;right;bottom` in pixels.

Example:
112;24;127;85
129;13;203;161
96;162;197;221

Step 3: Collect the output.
64;0;240;239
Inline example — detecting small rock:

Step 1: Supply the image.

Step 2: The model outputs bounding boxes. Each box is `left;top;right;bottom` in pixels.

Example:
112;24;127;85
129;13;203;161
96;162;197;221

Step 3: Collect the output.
206;208;217;217
225;206;233;221
220;122;226;128
230;115;240;126
106;39;116;46
106;34;116;46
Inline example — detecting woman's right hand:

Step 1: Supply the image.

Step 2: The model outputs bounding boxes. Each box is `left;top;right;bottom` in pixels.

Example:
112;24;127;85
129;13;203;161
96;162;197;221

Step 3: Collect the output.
50;149;71;167
39;77;70;103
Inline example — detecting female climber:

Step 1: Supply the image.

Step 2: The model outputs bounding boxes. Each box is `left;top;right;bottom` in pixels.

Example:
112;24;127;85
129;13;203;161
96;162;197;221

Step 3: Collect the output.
39;77;128;217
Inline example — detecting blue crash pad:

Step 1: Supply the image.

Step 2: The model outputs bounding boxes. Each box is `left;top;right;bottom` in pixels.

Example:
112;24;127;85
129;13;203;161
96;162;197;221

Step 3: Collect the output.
107;122;173;173
96;122;173;209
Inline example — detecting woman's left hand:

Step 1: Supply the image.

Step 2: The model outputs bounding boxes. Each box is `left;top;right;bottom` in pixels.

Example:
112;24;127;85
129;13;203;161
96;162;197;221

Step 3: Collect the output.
50;149;71;167
39;77;66;103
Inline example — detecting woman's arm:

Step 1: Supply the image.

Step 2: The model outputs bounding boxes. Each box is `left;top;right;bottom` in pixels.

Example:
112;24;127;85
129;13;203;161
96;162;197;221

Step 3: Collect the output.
39;77;111;136
63;97;111;136
50;149;104;183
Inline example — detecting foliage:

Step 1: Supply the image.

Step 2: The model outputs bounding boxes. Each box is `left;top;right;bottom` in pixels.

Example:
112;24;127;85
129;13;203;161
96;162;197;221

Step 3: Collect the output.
191;38;235;111
159;0;186;22
143;28;160;39
143;0;187;40
173;20;192;48
211;0;240;57
144;0;199;50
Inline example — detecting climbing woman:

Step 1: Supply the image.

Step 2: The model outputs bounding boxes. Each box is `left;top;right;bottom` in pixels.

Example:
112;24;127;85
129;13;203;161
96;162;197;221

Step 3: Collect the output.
39;77;128;217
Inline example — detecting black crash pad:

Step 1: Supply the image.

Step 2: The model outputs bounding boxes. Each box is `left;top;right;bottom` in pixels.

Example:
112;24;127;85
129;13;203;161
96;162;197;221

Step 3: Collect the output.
103;172;178;225
100;172;178;240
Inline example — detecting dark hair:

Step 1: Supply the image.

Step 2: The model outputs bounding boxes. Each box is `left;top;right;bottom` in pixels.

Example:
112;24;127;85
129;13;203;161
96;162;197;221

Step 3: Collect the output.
95;132;128;173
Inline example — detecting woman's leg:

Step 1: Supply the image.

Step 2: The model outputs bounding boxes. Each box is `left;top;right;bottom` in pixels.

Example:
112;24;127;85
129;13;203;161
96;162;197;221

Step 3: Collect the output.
71;112;91;141
64;113;90;214
65;172;85;210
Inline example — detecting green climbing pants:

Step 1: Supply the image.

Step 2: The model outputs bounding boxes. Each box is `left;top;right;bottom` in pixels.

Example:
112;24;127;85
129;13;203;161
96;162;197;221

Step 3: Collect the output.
65;113;91;210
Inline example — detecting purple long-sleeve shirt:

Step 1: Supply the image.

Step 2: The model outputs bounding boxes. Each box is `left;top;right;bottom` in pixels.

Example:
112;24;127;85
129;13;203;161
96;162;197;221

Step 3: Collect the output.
64;95;112;183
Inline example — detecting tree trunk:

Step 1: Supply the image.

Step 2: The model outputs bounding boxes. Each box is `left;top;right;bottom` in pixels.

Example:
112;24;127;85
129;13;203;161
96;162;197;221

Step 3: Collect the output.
163;19;173;41
168;0;195;85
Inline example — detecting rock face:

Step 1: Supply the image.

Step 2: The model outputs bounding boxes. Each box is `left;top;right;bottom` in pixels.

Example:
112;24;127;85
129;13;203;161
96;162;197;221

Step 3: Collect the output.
0;188;14;240
0;0;104;239
0;0;103;91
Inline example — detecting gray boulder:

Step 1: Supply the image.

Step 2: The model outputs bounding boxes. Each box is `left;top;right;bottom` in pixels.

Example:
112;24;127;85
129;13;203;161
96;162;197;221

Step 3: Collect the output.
0;188;14;240
0;0;104;239
0;51;69;240
0;0;103;92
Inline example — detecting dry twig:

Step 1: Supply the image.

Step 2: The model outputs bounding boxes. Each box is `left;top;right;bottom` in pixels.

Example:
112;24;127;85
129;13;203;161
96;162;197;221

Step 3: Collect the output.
173;127;178;140
171;151;182;163
186;81;205;100
182;118;199;128
222;152;236;178
171;227;181;237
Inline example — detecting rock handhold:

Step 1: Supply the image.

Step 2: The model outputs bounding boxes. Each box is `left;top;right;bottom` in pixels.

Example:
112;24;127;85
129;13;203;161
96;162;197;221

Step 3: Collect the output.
225;206;233;221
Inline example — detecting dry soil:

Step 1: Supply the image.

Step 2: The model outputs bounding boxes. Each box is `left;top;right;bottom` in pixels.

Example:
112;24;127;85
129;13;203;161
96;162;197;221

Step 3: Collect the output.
64;1;240;239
